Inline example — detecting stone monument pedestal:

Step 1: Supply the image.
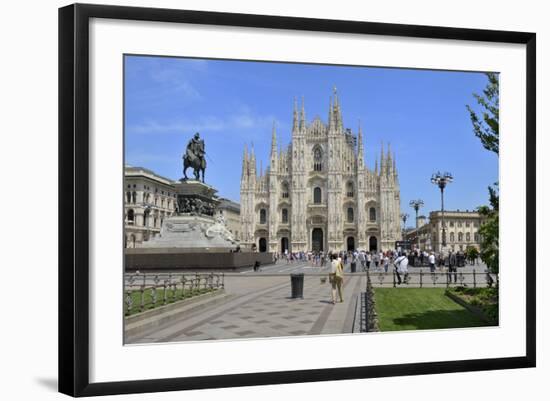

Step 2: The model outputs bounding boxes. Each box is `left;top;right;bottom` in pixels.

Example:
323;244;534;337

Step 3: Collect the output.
125;180;274;271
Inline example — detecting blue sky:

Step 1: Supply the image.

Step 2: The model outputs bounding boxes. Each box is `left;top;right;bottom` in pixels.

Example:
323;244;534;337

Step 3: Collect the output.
124;55;498;223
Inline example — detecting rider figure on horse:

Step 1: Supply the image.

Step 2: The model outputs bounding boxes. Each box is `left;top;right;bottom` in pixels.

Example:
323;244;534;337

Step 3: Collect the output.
183;132;207;182
186;132;205;163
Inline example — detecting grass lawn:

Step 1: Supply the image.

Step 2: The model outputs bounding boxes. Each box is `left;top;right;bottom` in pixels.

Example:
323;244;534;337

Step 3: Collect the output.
374;288;492;332
125;287;215;316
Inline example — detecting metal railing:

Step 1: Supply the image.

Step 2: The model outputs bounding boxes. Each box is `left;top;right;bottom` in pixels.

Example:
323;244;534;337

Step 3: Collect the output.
369;269;498;288
124;272;224;315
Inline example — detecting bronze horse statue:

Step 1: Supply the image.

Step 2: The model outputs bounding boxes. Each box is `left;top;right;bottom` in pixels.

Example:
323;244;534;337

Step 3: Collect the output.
183;153;206;183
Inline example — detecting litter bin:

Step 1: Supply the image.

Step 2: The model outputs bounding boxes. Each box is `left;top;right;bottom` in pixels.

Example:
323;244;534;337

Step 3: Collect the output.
350;262;356;273
290;273;304;299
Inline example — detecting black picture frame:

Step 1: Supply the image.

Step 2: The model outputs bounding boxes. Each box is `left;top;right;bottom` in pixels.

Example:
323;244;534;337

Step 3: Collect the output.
59;3;536;397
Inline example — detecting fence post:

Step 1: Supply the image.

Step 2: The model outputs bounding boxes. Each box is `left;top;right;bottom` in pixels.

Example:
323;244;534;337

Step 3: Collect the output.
446;270;449;288
420;269;423;288
473;269;477;288
392;271;396;288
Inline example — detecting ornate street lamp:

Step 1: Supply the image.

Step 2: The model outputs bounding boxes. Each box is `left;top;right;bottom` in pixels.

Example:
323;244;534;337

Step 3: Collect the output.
400;213;409;241
431;171;453;252
409;199;424;250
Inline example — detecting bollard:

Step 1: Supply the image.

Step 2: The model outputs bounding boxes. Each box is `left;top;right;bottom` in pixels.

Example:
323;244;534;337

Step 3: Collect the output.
290;273;304;298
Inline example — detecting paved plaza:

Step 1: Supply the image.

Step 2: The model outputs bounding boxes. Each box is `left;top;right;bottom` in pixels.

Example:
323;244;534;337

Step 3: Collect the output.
126;261;365;343
125;260;492;344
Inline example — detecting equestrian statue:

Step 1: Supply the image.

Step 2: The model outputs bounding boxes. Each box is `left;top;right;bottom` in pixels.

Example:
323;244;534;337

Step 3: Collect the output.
183;132;207;182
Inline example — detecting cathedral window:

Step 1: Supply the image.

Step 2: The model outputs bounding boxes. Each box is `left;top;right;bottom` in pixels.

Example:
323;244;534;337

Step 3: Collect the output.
466;232;471;242
282;208;288;224
474;232;480;242
260;209;267;224
458;232;464;242
450;232;455;242
282;182;289;199
313;147;323;171
313;187;322;204
347;207;354;223
369;207;376;222
132;191;137;204
346;182;354;197
126;191;131;203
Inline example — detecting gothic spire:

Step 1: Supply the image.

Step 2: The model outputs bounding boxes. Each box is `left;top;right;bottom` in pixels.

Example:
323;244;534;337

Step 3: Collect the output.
271;121;277;155
250;142;256;177
292;96;299;134
300;96;306;131
333;86;343;131
387;142;392;176
357;120;364;167
241;143;249;178
328;95;334;131
380;141;385;174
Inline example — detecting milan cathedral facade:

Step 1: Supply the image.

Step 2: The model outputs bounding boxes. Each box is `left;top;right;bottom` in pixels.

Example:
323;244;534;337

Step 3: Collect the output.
239;89;401;254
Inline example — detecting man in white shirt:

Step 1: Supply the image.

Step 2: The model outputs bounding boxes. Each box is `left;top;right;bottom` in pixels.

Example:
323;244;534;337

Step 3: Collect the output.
393;252;409;285
428;252;436;273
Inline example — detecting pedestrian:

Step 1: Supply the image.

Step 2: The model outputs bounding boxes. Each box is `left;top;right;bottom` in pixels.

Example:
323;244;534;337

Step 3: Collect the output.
448;251;458;283
383;253;389;273
428;251;436;273
393;252;408;285
374;253;379;269
366;252;372;270
329;255;344;304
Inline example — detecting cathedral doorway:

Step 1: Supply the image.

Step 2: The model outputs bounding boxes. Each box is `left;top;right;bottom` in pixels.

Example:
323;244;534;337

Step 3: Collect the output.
369;236;378;252
281;237;289;253
312;228;324;252
347;237;355;251
259;238;267;252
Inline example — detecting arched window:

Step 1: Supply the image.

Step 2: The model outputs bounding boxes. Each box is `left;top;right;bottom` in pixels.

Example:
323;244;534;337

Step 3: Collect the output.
126;192;131;203
313;147;323;171
282;208;288;223
161;198;165;208
369;207;376;222
346;182;354;197
474;232;480;242
449;221;455;227
127;209;134;225
347;207;354;223
450;232;455;242
466;232;471;242
313;187;322;204
132;191;136;204
281;182;289;199
260;209;267;224
143;210;150;227
458;232;464;242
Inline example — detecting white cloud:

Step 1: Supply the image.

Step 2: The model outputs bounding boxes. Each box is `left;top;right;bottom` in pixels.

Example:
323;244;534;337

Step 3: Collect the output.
128;107;283;136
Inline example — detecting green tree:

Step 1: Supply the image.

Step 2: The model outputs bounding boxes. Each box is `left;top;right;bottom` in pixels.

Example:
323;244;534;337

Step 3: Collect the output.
477;183;499;274
466;72;499;155
465;245;479;264
468;73;500;275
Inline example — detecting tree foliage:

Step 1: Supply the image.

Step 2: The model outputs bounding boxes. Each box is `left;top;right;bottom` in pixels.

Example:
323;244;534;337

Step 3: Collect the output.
465;245;479;262
466;72;499;155
477;183;499;274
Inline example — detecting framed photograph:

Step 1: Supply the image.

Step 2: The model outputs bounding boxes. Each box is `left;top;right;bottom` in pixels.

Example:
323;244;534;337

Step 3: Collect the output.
59;3;536;397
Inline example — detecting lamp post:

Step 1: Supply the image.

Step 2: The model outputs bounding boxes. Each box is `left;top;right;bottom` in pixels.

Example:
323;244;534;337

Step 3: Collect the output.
400;213;409;242
409;199;424;250
431;171;453;253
